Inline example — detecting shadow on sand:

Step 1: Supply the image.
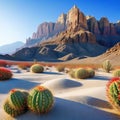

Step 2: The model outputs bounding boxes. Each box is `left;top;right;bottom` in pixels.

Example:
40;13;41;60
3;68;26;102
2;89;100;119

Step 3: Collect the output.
14;97;120;120
88;75;111;81
58;79;82;88
42;71;64;75
83;96;112;109
0;78;39;94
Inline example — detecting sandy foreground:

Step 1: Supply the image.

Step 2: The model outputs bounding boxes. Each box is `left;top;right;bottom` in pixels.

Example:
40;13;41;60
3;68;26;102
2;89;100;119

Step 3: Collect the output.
0;67;120;120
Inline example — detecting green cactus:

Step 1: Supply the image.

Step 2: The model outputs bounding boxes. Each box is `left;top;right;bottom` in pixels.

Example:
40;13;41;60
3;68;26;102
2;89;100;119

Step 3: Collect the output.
4;101;27;117
113;69;120;77
106;77;120;111
87;68;95;78
3;89;28;117
102;60;112;73
75;68;88;79
27;86;54;114
56;65;65;72
30;64;44;73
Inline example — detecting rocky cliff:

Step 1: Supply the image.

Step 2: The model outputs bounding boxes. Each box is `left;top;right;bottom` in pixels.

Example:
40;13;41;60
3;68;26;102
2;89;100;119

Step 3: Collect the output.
66;5;87;30
25;5;120;48
26;21;66;46
13;6;107;61
13;5;120;62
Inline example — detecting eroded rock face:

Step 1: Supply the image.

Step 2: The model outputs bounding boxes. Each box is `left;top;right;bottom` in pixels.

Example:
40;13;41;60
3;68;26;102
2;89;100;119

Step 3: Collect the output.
57;13;67;25
66;5;87;30
99;17;110;35
55;28;96;44
26;22;66;46
87;16;100;35
34;22;55;38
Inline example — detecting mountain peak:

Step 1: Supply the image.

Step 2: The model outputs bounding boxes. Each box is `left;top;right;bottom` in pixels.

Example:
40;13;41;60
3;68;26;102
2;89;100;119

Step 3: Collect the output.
67;5;87;30
57;13;67;24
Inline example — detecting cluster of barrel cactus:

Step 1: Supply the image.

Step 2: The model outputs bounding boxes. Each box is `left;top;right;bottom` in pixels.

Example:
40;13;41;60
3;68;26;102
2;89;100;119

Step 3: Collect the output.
3;86;54;117
0;67;13;81
75;68;88;79
69;68;95;79
3;89;28;117
106;77;120;111
30;64;44;73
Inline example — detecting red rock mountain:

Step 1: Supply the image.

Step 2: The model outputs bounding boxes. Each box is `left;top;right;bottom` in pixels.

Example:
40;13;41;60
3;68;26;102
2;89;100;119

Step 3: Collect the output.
25;5;120;48
12;6;120;62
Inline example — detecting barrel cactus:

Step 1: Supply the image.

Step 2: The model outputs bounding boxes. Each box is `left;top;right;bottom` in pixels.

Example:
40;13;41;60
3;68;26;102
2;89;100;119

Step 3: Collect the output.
102;60;112;73
56;65;65;72
30;64;44;73
27;86;54;114
0;67;12;81
75;68;88;79
87;68;95;78
106;77;120;111
3;89;28;117
113;69;120;77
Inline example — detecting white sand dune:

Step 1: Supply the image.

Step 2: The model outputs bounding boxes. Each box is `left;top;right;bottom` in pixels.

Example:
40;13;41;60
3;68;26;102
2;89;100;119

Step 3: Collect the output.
0;69;120;120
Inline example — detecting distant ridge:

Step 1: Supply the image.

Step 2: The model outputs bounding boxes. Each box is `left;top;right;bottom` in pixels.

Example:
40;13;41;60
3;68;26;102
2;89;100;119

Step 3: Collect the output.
0;41;24;54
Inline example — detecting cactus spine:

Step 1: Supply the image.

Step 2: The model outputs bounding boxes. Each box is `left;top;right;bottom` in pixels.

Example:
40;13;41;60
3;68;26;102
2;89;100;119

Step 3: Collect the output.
27;86;54;114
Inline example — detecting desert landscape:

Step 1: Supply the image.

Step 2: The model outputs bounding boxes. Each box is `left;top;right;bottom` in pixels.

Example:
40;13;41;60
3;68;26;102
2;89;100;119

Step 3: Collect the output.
0;62;120;120
0;1;120;120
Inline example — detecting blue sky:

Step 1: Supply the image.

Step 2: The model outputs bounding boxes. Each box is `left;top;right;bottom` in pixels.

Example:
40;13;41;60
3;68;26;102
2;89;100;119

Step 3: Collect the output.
0;0;120;46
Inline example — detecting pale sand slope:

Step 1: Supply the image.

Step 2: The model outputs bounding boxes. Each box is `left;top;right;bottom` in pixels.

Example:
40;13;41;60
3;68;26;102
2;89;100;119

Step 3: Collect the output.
0;68;120;120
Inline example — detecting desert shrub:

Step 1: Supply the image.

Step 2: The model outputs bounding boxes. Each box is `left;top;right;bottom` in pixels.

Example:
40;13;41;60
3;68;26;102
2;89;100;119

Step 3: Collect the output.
18;63;31;70
113;69;120;77
102;60;112;73
56;65;65;72
27;86;54;114
75;68;89;79
0;67;12;81
69;69;75;78
87;68;95;78
3;89;28;117
0;60;8;67
30;64;44;73
106;77;120;111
